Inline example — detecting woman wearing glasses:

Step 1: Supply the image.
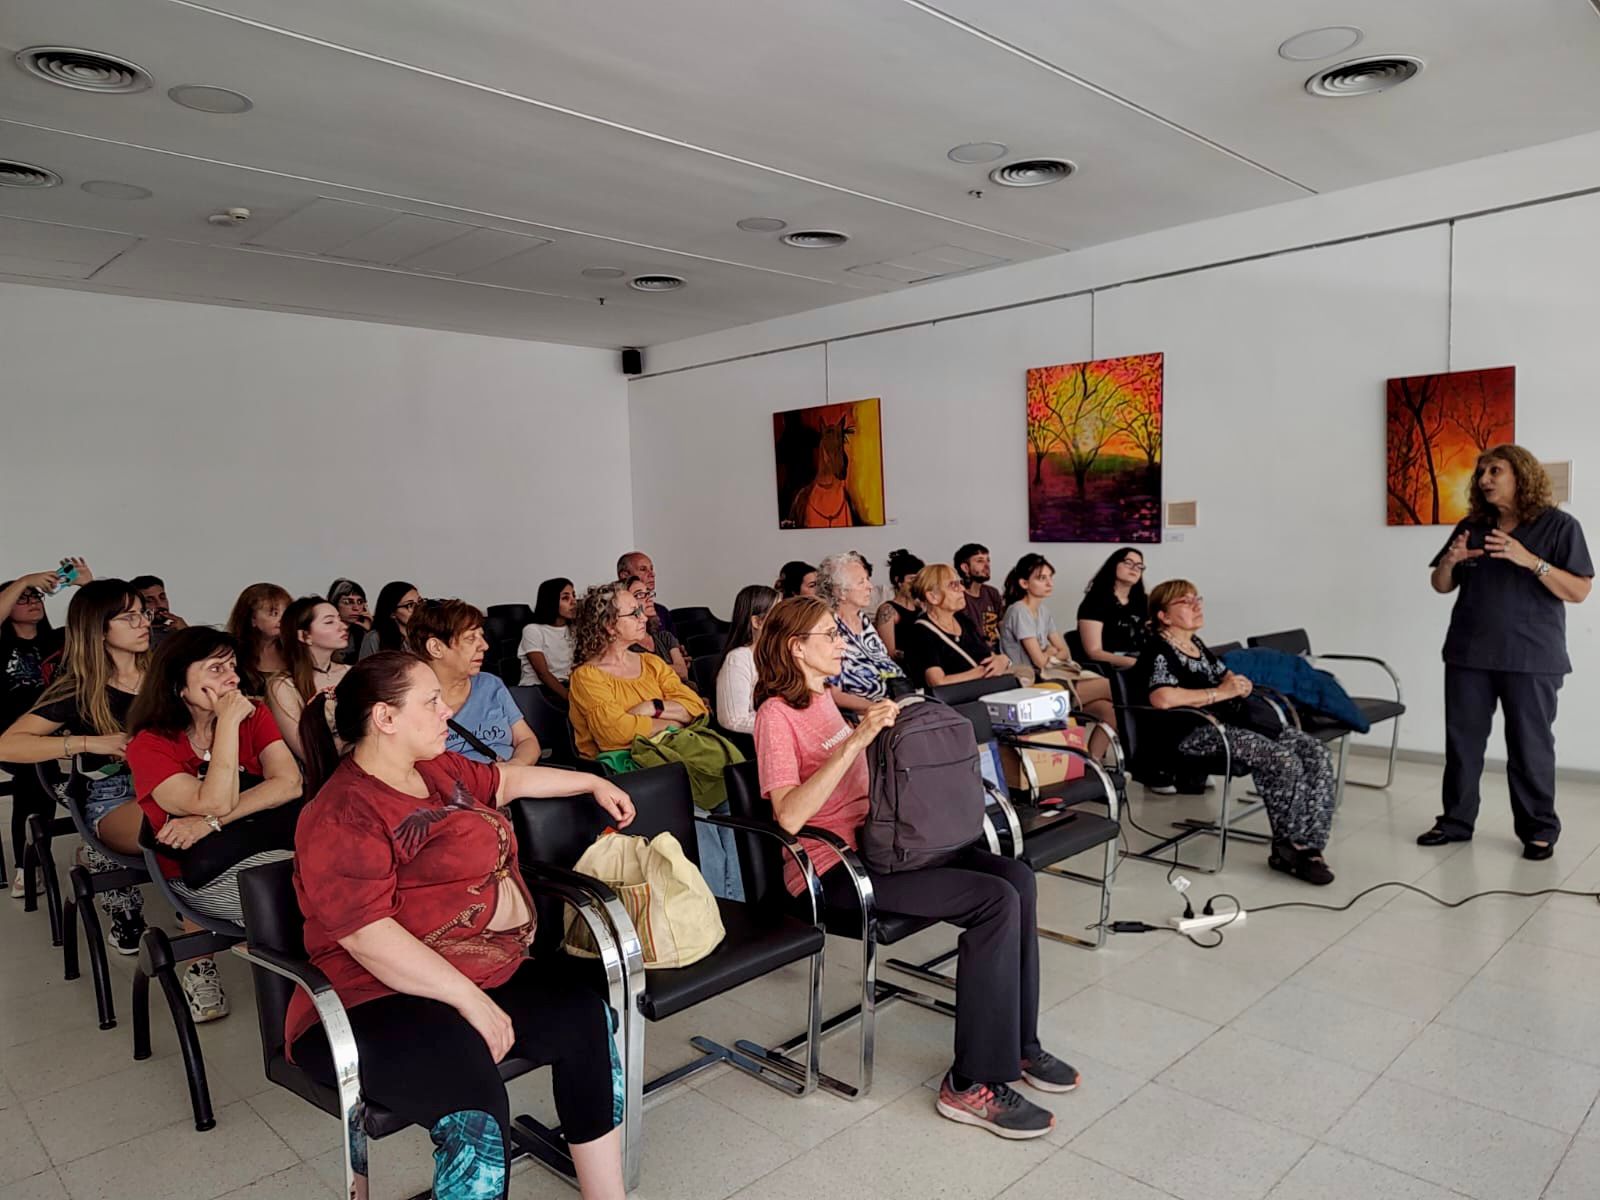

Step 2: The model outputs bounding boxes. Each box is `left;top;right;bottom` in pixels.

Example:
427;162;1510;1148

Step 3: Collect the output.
358;581;421;661
1135;579;1338;885
1076;548;1150;670
0;580;151;949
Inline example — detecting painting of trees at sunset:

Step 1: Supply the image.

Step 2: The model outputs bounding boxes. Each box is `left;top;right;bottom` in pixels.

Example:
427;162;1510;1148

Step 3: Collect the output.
1026;352;1163;543
1386;366;1515;526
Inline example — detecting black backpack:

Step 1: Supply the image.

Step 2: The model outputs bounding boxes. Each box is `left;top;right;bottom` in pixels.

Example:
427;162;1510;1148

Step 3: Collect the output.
859;695;986;873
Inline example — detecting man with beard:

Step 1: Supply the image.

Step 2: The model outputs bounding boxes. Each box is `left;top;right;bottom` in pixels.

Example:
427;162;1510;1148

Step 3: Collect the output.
955;542;1006;654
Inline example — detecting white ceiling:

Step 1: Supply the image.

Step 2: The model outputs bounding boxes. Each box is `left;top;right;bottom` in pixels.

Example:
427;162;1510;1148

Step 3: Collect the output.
1;0;1598;349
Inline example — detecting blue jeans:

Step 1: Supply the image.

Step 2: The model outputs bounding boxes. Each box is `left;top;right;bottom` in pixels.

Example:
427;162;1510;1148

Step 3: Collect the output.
695;802;745;902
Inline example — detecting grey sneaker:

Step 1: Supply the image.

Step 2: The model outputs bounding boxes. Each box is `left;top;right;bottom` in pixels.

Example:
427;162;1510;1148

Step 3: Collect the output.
181;960;230;1023
936;1073;1054;1140
1020;1051;1081;1093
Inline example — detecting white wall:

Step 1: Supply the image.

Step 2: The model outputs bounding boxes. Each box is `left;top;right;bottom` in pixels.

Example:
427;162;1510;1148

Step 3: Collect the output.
0;284;632;625
631;153;1600;770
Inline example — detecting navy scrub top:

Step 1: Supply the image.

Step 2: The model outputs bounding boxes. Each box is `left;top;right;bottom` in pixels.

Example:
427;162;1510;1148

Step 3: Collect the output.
1431;508;1593;675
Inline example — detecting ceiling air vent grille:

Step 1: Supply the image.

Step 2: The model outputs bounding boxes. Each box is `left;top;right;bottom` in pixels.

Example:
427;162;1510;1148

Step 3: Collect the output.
15;46;153;94
781;230;849;249
1306;55;1423;97
628;274;686;292
988;159;1075;188
0;161;63;189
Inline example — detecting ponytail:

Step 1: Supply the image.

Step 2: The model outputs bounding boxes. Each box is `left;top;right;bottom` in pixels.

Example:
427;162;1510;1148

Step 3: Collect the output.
297;693;342;798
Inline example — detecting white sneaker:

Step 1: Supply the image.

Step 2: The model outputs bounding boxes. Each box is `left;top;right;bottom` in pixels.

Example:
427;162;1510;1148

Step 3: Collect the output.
9;869;24;899
180;960;230;1023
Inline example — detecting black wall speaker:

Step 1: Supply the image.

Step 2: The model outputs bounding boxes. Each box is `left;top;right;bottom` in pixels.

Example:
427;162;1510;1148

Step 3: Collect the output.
621;347;643;375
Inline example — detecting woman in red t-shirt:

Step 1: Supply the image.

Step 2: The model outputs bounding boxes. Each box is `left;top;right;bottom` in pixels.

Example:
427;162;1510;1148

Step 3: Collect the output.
291;651;633;1200
127;627;303;1024
752;597;1079;1142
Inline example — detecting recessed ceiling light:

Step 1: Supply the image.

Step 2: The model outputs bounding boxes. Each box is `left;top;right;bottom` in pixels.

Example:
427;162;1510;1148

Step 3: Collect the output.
1277;26;1364;62
168;84;253;114
947;142;1008;164
988;158;1076;188
1306;55;1424;97
581;267;626;280
0;160;63;189
629;274;686;292
15;46;152;94
736;217;787;233
80;179;152;200
781;230;849;249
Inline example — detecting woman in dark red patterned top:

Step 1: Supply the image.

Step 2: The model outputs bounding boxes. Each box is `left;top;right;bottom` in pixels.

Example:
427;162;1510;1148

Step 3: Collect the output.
292;652;634;1200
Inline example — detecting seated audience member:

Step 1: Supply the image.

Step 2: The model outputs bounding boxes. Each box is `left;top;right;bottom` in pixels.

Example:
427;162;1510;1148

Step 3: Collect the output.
1137;580;1338;885
715;584;778;734
328;579;370;661
817;551;905;712
127;628;303;1020
290;652;630;1200
1001;554;1119;756
130;574;188;642
901;565;1011;688
775;560;819;600
225;582;291;695
954;544;1006;654
359;581;420;660
1076;548;1149;670
0;580;148;948
519;577;577;700
265;597;351;761
0;565;77;897
568;583;707;761
753;596;1078;1138
617;550;674;634
410;599;540;764
627;576;689;682
874;549;924;663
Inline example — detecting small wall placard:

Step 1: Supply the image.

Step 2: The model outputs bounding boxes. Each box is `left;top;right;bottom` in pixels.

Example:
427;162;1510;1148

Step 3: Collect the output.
1166;500;1197;527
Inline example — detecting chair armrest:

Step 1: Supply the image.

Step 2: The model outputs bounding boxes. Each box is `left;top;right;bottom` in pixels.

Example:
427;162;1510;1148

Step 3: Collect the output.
1251;687;1296;732
1312;654;1404;703
794;829;882;941
231;944;363;1103
698;812;826;928
983;783;1024;857
520;862;642;1009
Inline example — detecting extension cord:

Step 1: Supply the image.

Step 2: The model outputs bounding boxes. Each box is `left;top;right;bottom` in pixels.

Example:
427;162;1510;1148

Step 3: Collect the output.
1171;910;1246;934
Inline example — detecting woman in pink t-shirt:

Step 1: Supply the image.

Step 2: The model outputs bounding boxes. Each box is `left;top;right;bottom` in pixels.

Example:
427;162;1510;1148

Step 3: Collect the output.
751;597;1079;1142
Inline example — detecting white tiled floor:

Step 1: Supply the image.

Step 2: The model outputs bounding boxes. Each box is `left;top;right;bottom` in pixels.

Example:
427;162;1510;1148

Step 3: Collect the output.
4;758;1600;1200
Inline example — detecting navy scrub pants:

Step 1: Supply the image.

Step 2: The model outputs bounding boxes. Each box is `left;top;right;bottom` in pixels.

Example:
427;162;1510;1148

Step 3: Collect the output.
1439;665;1563;845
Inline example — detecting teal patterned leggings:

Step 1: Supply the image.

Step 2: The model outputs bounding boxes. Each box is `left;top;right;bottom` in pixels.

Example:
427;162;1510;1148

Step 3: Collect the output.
292;962;622;1200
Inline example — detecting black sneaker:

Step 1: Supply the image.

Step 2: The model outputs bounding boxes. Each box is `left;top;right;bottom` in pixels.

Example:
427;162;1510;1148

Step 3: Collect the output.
1019;1051;1081;1093
936;1073;1054;1140
108;912;146;956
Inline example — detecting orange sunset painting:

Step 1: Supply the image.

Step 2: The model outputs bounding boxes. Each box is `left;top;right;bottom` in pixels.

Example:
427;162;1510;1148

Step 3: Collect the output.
1386;366;1515;526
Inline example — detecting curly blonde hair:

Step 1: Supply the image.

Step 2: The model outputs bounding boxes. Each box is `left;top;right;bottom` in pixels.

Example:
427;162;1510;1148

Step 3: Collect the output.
1467;444;1553;525
571;581;632;668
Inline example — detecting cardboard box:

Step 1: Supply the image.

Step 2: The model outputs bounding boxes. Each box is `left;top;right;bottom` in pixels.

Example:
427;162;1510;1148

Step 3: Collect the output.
997;725;1087;793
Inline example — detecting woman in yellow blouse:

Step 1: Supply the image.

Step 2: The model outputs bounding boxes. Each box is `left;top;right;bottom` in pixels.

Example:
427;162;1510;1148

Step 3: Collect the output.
567;582;706;760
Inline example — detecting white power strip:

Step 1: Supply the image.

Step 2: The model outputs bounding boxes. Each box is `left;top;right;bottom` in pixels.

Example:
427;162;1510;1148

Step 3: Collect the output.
1170;910;1247;934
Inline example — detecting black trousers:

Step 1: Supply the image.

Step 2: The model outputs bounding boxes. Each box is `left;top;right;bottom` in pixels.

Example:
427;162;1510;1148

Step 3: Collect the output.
292;960;621;1200
5;762;54;874
821;846;1041;1085
1440;665;1563;844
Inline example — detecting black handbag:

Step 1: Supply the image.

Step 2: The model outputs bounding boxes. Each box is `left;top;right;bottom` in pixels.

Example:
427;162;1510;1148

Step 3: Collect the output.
165;771;299;889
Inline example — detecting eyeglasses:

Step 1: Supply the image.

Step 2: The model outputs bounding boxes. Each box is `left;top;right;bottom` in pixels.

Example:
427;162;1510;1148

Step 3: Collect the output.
1120;560;1146;572
394;600;419;613
1171;595;1204;607
109;610;151;627
17;588;44;603
797;629;845;643
617;606;647;621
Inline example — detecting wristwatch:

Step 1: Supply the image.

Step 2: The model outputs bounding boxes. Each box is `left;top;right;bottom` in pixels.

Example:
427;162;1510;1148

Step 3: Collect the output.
1535;559;1552;578
203;814;222;833
652;698;665;717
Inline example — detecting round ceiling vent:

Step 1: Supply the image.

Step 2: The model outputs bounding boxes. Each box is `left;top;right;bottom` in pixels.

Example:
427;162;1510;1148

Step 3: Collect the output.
947;142;1008;164
15;46;152;94
629;274;686;292
1306;55;1423;97
781;230;849;249
581;267;626;280
168;84;253;114
81;179;152;200
0;160;63;189
988;158;1076;188
736;216;787;233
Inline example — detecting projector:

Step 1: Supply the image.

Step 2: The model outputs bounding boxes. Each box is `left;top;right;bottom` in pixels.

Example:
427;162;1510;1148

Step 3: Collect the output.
982;687;1073;728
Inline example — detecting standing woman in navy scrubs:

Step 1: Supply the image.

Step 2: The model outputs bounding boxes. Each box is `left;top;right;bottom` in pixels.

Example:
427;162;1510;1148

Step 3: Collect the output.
1419;446;1593;859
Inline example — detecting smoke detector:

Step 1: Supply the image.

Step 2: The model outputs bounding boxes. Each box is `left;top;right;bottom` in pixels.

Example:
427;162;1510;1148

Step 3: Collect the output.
1306;55;1424;97
781;230;849;249
988;159;1075;188
168;84;253;114
207;207;252;226
15;46;152;94
947;142;1008;164
81;180;153;200
0;160;63;189
1277;27;1364;62
736;217;788;233
628;274;686;292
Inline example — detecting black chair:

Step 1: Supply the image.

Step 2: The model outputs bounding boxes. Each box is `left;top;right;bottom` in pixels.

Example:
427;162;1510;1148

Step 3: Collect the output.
687;653;722;706
722;759;951;1100
513;763;826;1188
21;764;75;947
486;602;535;628
1245;629;1405;793
1207;641;1242;657
507;684;589;770
236;859;621;1198
666;606;715;628
131;820;249;1132
673;620;722;646
684;632;727;660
